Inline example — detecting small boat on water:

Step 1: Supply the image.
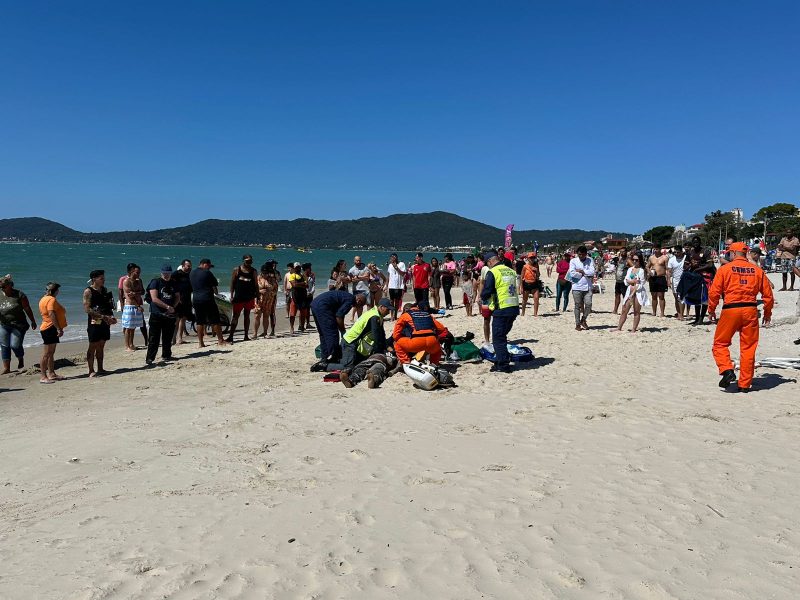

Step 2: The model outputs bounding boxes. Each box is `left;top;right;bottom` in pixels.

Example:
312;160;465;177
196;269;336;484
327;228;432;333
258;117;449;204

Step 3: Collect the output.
264;244;277;251
297;247;311;253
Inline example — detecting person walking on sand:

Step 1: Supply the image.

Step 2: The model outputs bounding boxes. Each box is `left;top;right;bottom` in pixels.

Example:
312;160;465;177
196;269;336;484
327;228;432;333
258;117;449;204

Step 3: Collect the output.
667;245;686;320
614;252;649;333
647;244;669;317
555;252;571;312
254;260;279;337
568;246;595;331
121;263;146;351
0;275;37;374
709;242;774;392
348;256;370;321
520;254;541;317
612;248;629;315
429;257;442;310
480;251;520;373
410;253;432;309
84;270;117;378
386;253;406;320
189;258;228;348
227;254;258;343
145;265;180;365
287;262;308;335
38;282;66;383
461;270;476;317
171;259;193;345
441;253;458;310
776;230;799;291
117;263;147;352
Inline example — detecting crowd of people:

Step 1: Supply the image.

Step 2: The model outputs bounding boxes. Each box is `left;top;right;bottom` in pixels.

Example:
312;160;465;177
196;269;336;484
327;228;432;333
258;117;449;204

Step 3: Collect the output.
0;228;797;390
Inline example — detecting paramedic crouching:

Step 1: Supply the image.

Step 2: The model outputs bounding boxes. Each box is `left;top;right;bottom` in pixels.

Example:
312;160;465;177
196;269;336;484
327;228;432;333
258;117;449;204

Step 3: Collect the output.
326;298;392;372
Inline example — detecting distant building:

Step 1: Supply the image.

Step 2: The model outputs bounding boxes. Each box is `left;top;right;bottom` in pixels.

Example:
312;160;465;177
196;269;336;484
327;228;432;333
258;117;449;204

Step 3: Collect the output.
731;208;744;223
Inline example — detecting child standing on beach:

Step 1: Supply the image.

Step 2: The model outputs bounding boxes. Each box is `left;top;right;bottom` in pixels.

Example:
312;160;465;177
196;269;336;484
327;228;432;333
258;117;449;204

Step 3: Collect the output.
461;271;475;316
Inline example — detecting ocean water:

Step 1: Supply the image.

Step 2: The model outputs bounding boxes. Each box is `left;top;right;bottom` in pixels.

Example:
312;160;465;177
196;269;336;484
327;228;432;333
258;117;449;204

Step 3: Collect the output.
0;243;428;347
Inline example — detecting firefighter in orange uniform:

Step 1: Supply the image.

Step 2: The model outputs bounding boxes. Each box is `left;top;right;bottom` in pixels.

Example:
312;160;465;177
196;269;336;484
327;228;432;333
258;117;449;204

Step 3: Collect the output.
392;303;449;364
708;242;774;392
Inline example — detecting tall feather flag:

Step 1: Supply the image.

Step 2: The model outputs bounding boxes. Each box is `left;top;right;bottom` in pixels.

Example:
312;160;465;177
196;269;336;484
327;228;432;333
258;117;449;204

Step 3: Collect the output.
504;224;515;249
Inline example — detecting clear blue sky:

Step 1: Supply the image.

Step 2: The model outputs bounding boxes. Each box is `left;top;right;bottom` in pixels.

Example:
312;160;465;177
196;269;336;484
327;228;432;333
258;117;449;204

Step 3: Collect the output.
1;1;798;234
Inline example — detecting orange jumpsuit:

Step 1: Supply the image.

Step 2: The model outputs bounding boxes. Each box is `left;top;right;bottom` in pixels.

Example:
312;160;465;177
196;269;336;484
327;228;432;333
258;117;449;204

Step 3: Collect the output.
392;308;449;364
708;256;774;389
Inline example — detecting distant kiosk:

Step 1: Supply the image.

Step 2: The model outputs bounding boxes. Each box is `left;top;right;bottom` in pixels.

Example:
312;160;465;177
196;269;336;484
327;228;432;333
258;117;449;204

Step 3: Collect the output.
604;238;628;251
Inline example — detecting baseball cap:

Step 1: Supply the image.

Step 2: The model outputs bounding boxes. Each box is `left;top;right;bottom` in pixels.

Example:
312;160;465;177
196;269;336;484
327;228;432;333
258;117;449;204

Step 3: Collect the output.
161;264;173;273
484;250;498;260
729;242;749;253
293;262;301;267
199;258;214;267
378;298;393;310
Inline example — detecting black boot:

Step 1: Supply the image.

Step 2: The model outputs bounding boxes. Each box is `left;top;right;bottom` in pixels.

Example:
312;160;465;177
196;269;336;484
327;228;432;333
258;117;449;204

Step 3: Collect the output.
718;369;737;388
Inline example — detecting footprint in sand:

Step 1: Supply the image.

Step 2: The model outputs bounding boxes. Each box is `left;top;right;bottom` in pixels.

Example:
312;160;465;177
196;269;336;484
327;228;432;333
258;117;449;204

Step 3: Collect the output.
349;449;369;460
403;475;446;486
558;568;586;588
326;556;354;576
301;455;320;465
481;464;512;472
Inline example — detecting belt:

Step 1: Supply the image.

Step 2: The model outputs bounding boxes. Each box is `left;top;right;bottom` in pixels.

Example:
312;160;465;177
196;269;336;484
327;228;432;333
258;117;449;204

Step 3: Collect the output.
721;302;758;309
410;332;436;338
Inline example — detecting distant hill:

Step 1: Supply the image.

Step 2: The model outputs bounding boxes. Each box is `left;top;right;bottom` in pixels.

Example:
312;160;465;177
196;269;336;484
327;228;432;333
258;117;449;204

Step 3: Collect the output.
0;217;86;242
0;213;632;248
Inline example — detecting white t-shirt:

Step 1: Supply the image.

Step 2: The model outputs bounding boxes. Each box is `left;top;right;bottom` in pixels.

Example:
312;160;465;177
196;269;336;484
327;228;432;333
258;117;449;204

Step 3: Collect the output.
667;255;685;287
348;265;370;293
567;257;595;292
387;262;406;289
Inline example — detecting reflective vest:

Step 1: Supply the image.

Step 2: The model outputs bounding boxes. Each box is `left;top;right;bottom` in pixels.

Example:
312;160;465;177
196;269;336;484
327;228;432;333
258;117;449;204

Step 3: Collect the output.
488;264;520;310
343;306;381;355
406;309;435;337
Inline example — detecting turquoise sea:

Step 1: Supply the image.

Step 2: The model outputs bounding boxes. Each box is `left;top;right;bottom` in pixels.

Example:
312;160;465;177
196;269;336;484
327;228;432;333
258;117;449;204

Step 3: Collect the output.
0;243;431;346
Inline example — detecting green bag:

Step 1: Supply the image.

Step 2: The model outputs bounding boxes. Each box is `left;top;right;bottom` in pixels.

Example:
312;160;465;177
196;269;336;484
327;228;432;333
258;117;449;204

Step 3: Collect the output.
452;340;480;360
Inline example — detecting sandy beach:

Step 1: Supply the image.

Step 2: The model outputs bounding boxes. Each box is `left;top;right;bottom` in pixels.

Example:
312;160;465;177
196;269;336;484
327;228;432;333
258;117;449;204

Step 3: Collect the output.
2;273;799;599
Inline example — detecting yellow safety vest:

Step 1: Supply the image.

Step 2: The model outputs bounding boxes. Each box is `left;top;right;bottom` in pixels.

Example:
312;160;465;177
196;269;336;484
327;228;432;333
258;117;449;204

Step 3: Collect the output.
343;306;381;355
488;264;520;311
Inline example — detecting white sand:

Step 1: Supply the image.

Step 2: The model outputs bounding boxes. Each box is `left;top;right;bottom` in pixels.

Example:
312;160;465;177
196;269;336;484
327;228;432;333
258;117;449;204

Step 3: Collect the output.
1;273;799;599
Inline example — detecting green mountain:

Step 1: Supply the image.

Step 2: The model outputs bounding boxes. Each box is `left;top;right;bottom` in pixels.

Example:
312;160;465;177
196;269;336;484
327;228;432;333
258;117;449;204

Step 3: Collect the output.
0;213;631;248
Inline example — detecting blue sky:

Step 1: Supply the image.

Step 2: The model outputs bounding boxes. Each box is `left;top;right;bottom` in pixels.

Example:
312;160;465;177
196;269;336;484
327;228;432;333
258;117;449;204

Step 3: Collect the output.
1;1;798;234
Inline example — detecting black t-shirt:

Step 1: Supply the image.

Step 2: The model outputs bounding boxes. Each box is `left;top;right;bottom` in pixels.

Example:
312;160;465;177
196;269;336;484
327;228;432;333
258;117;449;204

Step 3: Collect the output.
172;269;192;299
147;278;178;316
189;268;218;303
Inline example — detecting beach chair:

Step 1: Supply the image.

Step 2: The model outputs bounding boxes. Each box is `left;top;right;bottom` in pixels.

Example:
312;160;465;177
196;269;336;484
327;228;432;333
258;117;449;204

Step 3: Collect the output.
592;277;605;294
542;285;555;298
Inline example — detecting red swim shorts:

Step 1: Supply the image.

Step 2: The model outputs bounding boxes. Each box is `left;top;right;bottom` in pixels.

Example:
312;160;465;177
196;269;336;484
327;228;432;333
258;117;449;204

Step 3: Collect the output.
233;299;256;314
480;306;492;319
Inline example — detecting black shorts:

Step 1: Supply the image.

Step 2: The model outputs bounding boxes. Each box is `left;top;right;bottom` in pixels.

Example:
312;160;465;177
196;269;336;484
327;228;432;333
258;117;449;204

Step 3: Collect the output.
522;281;541;292
389;289;404;301
649;275;668;293
614;281;626;296
193;300;220;326
87;323;111;343
41;327;60;345
176;302;193;319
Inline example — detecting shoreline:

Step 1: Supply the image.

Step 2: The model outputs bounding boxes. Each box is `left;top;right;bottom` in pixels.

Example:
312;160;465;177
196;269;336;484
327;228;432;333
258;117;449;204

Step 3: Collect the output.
2;273;799;598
